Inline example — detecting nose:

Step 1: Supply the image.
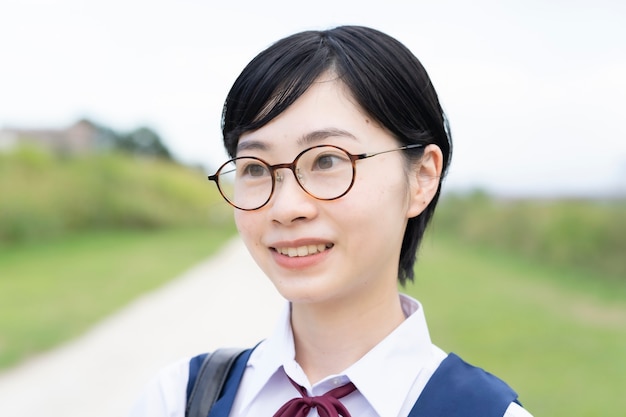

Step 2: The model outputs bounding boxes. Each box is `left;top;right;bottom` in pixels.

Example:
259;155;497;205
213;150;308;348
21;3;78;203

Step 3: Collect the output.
268;167;318;224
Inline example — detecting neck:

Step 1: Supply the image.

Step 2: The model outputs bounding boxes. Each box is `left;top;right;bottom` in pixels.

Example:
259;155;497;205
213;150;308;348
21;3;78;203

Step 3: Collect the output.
291;288;405;384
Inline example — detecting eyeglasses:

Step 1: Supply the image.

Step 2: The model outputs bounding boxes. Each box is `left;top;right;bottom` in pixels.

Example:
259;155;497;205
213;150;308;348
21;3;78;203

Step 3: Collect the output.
208;143;423;211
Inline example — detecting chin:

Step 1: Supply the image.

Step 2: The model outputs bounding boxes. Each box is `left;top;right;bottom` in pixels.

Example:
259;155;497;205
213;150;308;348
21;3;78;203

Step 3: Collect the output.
272;280;333;305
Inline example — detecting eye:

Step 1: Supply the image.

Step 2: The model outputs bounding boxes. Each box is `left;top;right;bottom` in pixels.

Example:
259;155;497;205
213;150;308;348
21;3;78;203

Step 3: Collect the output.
316;154;336;170
237;159;270;178
312;152;348;171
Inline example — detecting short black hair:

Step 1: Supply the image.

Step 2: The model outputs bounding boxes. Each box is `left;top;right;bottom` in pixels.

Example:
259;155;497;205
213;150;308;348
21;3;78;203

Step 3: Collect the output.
221;25;452;285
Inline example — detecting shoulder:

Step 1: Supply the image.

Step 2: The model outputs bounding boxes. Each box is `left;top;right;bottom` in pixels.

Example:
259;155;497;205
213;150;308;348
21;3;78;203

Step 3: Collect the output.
127;357;192;417
414;352;531;417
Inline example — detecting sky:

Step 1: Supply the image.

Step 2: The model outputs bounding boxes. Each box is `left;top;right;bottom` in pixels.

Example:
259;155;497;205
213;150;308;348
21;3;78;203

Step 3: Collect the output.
1;0;625;197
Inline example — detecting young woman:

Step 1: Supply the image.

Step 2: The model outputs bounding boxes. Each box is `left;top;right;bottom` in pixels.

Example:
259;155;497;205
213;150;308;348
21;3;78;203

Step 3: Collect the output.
130;25;532;417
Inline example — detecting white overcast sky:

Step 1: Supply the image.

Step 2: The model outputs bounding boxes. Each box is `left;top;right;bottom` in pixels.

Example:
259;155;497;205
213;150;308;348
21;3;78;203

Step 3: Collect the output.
1;0;625;197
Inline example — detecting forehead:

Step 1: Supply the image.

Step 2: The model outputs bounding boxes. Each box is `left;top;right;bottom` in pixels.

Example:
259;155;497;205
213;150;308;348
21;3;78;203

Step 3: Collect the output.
236;78;385;155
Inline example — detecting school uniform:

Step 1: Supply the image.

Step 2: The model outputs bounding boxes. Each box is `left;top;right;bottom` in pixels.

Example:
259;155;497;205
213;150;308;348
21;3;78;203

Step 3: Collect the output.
129;294;531;417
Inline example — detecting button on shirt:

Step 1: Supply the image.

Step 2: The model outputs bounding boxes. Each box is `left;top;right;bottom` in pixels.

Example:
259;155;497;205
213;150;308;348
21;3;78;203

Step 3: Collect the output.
128;294;532;417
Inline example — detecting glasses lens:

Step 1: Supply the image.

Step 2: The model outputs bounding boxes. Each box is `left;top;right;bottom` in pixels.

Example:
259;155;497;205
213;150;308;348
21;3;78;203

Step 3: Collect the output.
296;146;354;200
217;157;273;210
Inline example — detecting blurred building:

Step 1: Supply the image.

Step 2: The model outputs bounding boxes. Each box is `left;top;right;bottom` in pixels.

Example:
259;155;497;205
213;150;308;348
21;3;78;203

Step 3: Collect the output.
0;119;102;155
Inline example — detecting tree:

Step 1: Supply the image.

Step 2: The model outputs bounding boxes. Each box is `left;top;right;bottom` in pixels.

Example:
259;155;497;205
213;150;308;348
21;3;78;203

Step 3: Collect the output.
115;127;172;160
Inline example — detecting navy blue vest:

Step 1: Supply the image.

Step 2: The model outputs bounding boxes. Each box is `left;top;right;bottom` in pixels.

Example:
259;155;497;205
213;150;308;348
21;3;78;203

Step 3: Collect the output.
187;349;520;417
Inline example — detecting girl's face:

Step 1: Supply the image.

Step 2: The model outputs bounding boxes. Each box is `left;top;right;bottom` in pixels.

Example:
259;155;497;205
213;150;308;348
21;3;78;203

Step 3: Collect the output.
234;76;428;308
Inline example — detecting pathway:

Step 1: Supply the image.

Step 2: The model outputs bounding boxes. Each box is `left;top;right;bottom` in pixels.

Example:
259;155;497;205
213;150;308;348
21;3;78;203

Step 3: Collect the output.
0;238;283;417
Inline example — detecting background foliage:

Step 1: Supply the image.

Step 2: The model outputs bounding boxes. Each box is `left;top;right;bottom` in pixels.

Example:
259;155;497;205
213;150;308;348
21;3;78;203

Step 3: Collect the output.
432;190;626;280
0;146;229;245
0;143;624;416
0;144;235;368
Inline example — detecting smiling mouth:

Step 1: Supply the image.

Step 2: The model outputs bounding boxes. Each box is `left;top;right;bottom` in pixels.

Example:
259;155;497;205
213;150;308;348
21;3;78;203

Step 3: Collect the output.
274;243;334;258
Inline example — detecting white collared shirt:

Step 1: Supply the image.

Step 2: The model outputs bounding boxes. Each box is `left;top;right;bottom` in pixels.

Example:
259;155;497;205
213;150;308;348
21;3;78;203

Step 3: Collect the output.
128;294;532;417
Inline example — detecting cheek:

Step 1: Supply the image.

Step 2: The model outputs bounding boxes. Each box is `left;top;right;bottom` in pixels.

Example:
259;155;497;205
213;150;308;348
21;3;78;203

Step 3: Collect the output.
233;211;244;231
234;211;258;241
351;170;411;213
330;182;409;242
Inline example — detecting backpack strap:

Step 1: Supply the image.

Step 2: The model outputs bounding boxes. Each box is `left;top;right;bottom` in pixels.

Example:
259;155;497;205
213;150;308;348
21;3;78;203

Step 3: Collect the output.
408;353;521;417
185;347;247;417
186;350;521;417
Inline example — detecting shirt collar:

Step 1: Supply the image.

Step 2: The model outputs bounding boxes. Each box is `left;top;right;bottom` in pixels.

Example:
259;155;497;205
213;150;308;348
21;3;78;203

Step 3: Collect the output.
236;302;294;410
344;294;434;417
237;294;434;416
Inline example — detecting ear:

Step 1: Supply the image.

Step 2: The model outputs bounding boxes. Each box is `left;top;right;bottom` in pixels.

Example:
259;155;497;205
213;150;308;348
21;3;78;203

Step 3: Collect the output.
406;144;444;218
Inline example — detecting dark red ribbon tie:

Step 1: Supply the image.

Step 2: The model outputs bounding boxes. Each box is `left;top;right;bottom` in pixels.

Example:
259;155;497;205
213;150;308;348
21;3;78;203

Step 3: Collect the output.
273;377;357;417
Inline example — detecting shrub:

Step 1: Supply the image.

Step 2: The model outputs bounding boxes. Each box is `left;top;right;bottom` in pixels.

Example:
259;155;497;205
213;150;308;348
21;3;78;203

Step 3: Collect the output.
432;191;626;279
0;147;231;244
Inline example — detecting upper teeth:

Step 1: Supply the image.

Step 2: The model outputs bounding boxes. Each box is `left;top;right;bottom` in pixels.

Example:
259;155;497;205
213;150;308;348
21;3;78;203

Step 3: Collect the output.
277;244;330;257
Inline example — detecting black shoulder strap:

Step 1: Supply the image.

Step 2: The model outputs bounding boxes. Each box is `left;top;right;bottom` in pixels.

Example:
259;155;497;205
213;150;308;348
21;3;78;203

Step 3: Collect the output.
185;347;246;417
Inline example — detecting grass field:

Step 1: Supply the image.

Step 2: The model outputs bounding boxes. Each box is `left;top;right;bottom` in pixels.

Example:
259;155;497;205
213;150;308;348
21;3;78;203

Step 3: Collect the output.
1;226;624;416
0;226;235;369
406;235;626;417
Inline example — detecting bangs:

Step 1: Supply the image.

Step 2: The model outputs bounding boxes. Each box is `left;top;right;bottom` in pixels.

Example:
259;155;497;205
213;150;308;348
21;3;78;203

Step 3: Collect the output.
222;31;336;157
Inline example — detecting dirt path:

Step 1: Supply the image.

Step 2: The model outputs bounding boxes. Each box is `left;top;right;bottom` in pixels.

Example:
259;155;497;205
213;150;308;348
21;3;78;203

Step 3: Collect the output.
0;238;283;417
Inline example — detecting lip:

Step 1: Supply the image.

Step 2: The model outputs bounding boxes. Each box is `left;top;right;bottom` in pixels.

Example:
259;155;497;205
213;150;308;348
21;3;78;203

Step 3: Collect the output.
268;238;334;270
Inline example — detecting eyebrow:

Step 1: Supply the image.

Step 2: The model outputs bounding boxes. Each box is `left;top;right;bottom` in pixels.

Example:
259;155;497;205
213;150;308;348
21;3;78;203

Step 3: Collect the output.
298;128;357;145
236;128;357;153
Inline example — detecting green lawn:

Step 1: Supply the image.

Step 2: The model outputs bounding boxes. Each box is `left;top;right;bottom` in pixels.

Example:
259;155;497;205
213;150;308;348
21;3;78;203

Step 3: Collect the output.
405;235;626;417
2;227;624;416
0;226;235;369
